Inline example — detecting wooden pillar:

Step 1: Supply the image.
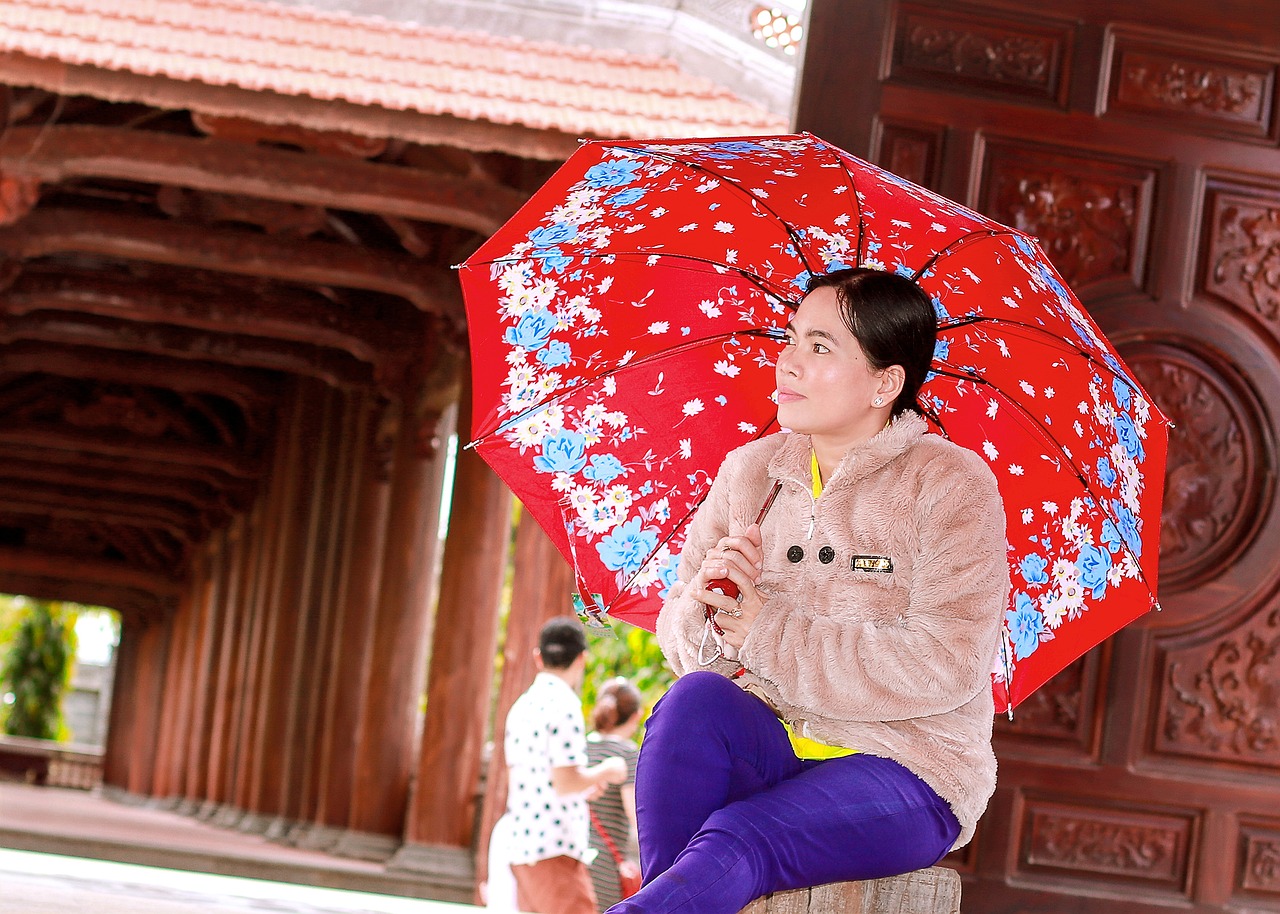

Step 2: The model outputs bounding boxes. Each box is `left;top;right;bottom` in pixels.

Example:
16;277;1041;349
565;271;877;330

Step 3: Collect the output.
472;509;575;899
302;392;394;849
389;387;513;884
100;614;142;792
123;618;169;796
183;533;228;816
336;394;455;861
244;380;322;831
152;583;201;803
231;418;294;826
282;385;353;838
208;506;262;823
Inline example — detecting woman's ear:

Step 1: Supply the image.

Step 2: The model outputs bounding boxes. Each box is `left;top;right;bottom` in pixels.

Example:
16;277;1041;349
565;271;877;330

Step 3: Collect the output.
877;364;906;404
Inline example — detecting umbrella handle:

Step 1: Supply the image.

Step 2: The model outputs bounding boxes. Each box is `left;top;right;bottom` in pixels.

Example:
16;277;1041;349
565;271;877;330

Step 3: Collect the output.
702;480;782;619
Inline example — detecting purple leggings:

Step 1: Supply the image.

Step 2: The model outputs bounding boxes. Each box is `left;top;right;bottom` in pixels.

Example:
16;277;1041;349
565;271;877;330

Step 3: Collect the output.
604;671;960;914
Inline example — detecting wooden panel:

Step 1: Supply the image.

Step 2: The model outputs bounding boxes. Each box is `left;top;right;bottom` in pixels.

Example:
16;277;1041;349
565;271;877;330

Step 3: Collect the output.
1014;794;1199;897
1102;26;1279;143
1154;607;1280;773
1125;341;1270;597
1200;175;1280;330
976;138;1158;296
994;648;1108;762
874;118;946;190
1237;818;1280;901
889;1;1075;108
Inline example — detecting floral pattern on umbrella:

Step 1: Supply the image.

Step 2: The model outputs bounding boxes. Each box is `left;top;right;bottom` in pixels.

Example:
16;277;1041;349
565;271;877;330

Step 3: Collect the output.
460;134;1169;710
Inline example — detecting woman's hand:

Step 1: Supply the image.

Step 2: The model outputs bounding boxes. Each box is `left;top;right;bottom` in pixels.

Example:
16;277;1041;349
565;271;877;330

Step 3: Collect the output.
693;523;765;651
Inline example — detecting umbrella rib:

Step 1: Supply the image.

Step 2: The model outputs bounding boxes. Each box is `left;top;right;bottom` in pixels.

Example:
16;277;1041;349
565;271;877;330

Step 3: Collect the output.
927;366;1159;603
605;416;783;615
913;228;1030;281
468;326;785;444
939;315;1149;398
604;138;831;277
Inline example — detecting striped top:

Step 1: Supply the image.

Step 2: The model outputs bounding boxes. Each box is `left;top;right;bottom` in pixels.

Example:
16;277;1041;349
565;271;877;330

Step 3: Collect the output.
585;733;639;911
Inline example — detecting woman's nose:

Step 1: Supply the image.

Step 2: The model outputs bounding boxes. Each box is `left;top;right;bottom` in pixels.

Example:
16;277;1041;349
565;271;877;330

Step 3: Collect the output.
776;348;797;376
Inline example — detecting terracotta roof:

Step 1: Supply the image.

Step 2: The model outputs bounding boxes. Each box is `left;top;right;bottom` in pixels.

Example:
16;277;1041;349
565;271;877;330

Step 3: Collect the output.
0;0;789;138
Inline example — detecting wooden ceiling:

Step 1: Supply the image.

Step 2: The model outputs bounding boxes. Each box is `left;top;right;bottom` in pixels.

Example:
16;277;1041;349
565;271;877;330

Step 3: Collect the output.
0;86;547;618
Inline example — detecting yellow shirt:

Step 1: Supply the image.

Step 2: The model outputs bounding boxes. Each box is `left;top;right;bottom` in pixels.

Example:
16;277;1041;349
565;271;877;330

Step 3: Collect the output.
783;453;858;761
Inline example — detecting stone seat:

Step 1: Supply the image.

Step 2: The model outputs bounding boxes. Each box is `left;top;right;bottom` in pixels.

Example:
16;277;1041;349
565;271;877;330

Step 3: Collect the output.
739;866;960;914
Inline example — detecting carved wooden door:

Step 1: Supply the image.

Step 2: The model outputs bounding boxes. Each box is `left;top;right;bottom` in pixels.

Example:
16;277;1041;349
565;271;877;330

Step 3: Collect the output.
797;1;1280;910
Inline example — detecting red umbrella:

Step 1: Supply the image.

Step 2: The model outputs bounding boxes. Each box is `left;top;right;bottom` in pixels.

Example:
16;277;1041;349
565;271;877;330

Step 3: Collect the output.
459;133;1169;711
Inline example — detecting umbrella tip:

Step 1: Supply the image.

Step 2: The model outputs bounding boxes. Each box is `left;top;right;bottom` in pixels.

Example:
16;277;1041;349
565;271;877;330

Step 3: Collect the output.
1006;704;1014;722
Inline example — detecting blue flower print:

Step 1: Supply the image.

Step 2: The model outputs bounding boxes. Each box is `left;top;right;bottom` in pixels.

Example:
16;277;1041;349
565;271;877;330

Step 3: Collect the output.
583;453;625;483
529;223;577;248
535;247;572;275
1112;377;1132;411
1112;500;1142;557
1014;235;1038;260
1077;543;1113;598
504;308;556;351
1006;592;1044;661
657;561;680;598
1096;456;1117;489
534;430;588;475
607;187;647;207
933;339;950;363
537;340;572;367
597;517;658;576
894;263;916;279
932;296;950;322
704;140;767;160
1115;411;1144;462
791;270;814;292
585;158;642;188
1019;553;1049;586
1101;518;1123;555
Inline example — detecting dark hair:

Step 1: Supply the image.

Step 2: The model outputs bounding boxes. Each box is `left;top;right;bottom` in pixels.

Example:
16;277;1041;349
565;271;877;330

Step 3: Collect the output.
591;677;642;731
804;267;938;418
538;616;588;670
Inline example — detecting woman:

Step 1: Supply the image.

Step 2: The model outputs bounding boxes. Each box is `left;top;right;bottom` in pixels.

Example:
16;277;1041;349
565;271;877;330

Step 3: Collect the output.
605;268;1010;914
586;678;643;911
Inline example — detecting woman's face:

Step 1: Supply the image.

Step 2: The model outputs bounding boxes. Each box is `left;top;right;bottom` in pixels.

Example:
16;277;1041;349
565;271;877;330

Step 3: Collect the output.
775;286;888;441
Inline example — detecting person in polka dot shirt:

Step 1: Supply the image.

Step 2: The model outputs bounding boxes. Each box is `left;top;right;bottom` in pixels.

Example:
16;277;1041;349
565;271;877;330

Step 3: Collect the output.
504;616;628;914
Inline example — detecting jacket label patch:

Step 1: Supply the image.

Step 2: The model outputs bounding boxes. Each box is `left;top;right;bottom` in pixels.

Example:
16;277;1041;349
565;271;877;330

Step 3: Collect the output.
851;555;894;573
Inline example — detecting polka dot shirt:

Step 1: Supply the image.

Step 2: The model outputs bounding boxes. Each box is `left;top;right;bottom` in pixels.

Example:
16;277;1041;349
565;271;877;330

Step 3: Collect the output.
504;672;591;865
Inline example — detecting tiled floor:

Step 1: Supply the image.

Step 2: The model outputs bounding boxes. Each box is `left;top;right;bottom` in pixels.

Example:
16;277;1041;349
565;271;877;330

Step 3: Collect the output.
0;782;497;913
0;848;486;914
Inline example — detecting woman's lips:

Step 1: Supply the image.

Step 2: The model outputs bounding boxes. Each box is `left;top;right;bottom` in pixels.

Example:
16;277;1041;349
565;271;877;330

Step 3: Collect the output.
775;387;804;403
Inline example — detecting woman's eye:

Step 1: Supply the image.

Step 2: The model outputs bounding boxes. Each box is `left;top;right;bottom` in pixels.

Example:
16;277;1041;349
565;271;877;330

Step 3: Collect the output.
812;343;829;354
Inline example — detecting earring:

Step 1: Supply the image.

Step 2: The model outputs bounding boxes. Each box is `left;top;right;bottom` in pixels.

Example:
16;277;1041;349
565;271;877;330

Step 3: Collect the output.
873;397;883;407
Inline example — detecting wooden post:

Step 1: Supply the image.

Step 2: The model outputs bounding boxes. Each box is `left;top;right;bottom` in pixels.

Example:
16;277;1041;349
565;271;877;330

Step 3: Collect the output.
738;868;961;914
304;393;393;847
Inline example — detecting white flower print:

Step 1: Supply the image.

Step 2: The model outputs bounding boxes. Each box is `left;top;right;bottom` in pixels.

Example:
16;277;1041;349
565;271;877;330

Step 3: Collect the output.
714;360;741;377
699;300;722;318
986;399;999;419
1022;508;1035;525
982;440;999;460
1008;464;1024;476
648;321;670;334
1042;501;1059;515
679;438;692;459
714;221;735;233
738;422;758;434
682;399;705;417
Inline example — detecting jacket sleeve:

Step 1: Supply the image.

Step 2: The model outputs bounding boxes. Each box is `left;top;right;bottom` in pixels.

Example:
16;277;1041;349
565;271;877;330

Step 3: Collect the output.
739;451;1009;723
656;456;744;679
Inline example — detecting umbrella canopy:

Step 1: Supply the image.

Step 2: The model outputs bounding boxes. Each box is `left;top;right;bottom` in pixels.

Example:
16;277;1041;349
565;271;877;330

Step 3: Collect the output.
459;133;1169;711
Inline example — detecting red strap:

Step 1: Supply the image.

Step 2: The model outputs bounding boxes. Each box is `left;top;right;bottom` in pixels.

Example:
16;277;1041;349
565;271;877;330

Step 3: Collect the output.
588;805;626;867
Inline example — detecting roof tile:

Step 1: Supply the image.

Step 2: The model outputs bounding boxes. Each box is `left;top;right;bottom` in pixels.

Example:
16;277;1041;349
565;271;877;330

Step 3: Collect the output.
0;0;789;136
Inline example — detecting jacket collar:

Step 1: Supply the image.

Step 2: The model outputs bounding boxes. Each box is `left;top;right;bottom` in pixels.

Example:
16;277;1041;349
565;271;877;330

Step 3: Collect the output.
767;410;929;489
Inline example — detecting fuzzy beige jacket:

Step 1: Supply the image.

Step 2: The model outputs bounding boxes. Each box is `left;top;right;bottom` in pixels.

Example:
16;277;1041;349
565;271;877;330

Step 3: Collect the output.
657;412;1009;849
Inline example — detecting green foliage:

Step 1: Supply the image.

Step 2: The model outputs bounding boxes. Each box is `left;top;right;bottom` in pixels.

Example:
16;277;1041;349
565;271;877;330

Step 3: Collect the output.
0;597;78;740
583;620;674;741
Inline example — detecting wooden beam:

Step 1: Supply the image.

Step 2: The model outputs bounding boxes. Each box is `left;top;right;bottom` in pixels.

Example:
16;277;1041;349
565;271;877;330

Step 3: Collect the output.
6;271;422;368
0;125;529;235
0;208;463;320
0;545;183;596
0;425;261;479
1;308;382;391
1;340;278;414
